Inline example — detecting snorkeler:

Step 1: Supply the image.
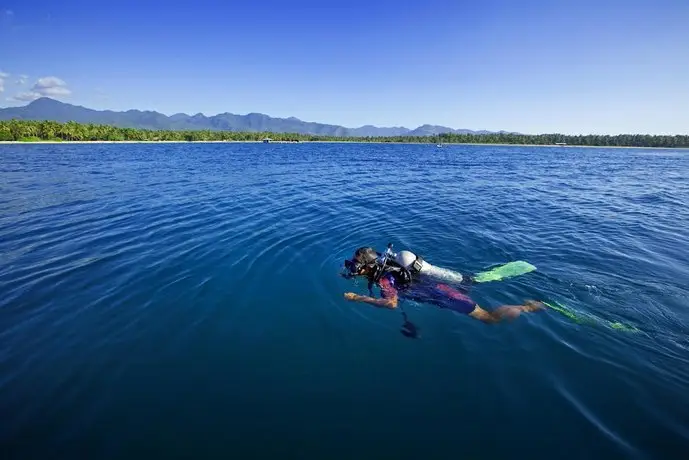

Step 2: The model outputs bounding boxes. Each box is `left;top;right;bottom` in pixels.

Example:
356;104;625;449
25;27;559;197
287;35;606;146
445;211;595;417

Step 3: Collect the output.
341;245;545;325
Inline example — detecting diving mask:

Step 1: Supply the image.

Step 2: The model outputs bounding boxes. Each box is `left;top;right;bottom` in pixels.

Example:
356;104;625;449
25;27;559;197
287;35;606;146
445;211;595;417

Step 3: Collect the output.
342;258;367;278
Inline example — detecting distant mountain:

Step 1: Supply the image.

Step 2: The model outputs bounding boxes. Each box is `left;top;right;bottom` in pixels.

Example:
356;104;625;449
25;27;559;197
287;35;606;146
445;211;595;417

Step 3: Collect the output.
348;125;411;137
407;124;455;136
0;98;510;137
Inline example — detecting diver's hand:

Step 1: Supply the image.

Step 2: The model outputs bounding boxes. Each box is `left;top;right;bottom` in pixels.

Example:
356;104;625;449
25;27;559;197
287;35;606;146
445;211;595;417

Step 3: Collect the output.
344;292;359;301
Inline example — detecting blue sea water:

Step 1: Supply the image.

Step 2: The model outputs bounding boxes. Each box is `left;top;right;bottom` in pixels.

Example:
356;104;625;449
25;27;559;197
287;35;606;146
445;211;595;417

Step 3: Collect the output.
1;143;688;459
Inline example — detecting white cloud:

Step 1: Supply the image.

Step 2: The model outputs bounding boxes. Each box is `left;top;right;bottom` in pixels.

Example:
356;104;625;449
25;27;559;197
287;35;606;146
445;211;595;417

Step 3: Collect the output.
34;76;67;89
16;74;28;85
32;77;71;97
8;75;73;102
38;85;71;96
11;91;42;101
19;76;72;100
0;71;9;78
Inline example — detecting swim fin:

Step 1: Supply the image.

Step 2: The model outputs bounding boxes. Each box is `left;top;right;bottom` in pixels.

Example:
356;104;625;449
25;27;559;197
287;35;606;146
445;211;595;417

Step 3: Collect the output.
542;301;589;324
608;322;640;333
543;301;640;332
473;261;537;283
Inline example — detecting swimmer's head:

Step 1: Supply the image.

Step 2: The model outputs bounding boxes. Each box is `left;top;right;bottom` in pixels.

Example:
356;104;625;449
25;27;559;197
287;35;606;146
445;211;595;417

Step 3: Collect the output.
354;247;378;265
342;247;378;278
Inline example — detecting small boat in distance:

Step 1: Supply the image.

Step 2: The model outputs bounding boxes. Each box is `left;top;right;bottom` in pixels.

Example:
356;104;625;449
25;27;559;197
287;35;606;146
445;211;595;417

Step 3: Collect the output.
262;137;272;143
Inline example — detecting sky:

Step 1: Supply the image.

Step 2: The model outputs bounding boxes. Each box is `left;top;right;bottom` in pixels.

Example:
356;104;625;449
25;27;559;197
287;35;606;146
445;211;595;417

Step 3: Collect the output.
0;0;687;135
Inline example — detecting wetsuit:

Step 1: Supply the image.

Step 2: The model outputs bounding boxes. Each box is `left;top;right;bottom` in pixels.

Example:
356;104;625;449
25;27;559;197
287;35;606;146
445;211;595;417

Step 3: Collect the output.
378;270;477;315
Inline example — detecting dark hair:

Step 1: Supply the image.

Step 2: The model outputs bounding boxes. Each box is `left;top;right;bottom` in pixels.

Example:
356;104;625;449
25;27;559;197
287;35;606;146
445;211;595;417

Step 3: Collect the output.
353;247;378;264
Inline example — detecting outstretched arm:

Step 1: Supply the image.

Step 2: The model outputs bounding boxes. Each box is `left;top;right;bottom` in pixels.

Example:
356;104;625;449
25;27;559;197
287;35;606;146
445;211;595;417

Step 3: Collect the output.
344;292;397;309
344;277;398;309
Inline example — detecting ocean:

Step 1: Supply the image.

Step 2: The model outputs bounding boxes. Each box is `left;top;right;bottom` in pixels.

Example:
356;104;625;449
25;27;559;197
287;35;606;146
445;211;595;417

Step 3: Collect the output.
1;143;688;459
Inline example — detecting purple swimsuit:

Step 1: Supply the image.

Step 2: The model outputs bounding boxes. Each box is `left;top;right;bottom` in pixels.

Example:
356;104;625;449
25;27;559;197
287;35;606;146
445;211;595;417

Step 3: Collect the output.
379;272;477;315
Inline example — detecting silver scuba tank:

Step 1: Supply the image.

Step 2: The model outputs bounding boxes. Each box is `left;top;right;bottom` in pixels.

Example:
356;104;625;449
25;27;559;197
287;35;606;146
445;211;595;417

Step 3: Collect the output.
393;250;464;284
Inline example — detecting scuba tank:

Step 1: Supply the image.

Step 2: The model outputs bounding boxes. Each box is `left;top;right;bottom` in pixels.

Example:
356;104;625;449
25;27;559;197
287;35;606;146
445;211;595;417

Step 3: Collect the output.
392;249;465;284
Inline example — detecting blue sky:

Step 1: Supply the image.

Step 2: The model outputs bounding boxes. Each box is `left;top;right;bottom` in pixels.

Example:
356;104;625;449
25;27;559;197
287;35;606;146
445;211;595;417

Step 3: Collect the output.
0;0;687;134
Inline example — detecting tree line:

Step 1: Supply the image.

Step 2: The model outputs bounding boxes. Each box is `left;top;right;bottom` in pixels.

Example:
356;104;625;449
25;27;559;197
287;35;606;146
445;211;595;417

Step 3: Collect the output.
1;119;687;147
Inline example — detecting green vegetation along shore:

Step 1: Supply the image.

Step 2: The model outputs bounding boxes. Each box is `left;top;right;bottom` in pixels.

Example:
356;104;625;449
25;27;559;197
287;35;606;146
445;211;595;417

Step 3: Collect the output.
1;120;687;147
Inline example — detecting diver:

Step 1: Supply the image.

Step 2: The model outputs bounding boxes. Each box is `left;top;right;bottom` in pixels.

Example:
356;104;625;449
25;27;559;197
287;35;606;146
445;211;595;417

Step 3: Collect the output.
341;245;545;327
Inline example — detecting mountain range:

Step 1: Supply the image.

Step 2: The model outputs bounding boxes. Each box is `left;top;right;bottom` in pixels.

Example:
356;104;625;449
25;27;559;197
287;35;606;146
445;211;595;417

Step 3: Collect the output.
0;98;511;137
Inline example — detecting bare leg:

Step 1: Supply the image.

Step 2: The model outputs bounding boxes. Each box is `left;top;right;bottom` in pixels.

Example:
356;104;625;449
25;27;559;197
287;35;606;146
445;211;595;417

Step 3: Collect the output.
469;300;545;324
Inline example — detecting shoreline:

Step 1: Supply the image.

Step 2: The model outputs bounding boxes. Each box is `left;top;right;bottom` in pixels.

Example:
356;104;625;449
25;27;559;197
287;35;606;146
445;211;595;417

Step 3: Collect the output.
0;140;686;149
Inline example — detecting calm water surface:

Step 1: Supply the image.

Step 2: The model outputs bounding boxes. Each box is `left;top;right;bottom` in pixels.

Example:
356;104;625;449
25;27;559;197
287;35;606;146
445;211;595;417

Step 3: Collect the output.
1;143;688;459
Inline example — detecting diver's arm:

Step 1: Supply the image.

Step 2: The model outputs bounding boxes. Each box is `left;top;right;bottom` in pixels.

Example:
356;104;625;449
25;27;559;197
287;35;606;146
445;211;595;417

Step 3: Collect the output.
344;277;398;309
344;292;398;309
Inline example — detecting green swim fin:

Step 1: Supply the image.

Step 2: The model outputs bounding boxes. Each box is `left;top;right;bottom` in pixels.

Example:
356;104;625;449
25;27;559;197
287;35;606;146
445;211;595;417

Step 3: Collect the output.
542;301;590;324
609;322;640;333
543;301;639;332
473;261;537;283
